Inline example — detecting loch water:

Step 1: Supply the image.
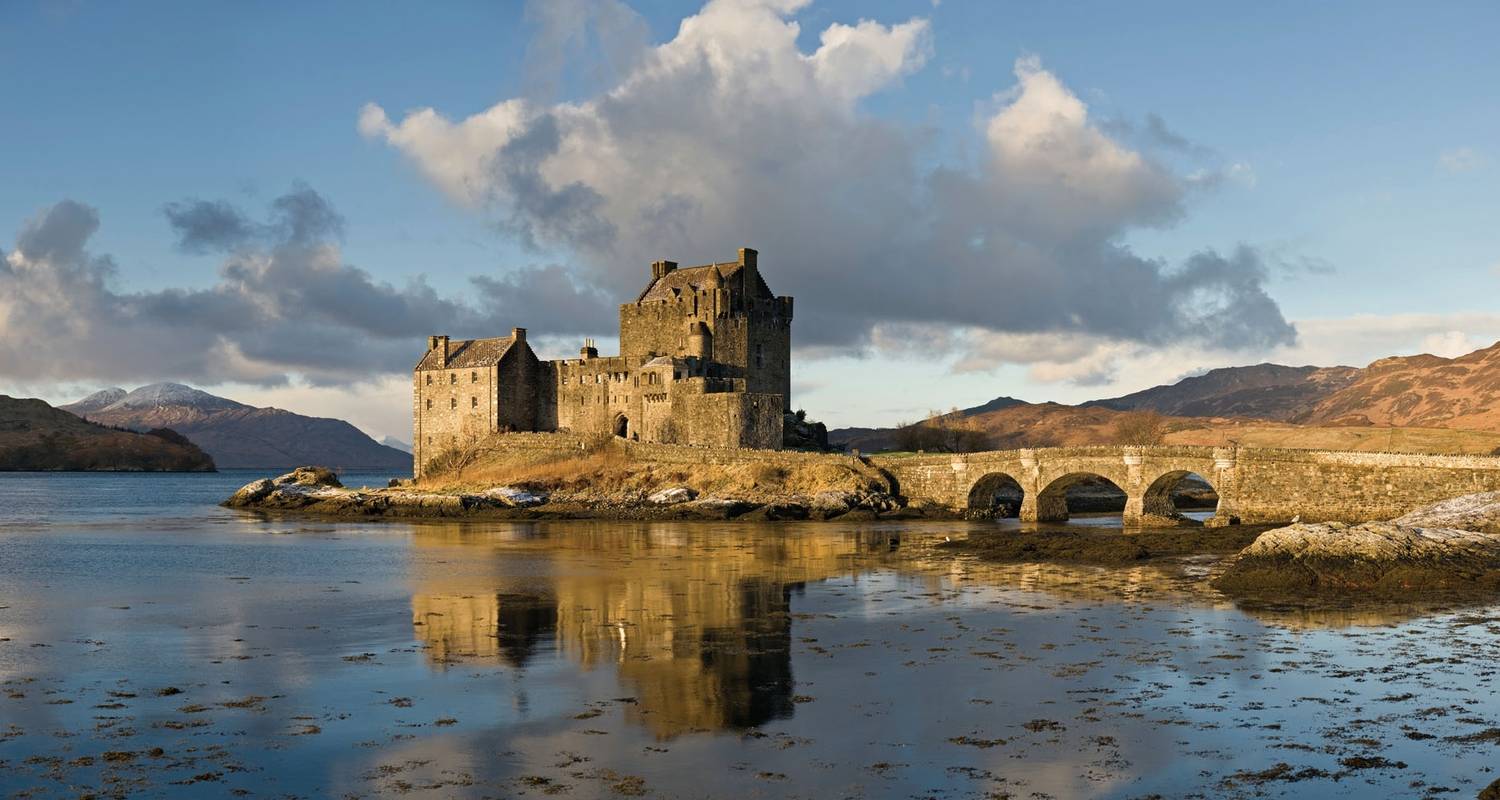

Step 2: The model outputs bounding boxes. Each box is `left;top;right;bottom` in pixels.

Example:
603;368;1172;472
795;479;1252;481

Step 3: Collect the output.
1;472;1497;798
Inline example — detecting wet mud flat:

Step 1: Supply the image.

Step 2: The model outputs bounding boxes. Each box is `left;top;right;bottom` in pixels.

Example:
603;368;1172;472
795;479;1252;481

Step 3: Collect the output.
940;517;1278;565
5;514;1500;798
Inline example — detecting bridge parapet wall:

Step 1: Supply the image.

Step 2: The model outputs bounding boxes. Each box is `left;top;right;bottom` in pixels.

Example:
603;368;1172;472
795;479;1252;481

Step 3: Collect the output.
874;446;1500;526
1231;448;1500;523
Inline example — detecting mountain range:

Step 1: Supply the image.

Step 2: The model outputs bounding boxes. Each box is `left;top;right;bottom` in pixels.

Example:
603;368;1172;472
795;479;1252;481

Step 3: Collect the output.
62;383;410;470
0;395;215;471
833;340;1500;454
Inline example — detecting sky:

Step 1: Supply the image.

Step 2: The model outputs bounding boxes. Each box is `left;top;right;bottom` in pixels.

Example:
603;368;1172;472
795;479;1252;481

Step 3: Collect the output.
2;0;1498;442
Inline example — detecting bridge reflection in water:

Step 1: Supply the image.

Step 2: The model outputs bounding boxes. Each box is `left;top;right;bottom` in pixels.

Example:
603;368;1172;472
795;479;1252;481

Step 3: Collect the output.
408;523;915;739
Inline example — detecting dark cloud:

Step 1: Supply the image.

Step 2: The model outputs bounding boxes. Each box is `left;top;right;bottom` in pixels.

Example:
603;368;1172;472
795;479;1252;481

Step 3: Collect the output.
0;189;611;386
165;184;344;253
163;198;257;253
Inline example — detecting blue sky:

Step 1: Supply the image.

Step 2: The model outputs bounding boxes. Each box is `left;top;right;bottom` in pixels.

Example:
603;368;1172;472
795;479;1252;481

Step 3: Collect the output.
2;1;1497;440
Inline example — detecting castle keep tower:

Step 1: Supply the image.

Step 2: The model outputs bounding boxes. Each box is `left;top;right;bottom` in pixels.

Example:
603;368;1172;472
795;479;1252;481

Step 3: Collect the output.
412;248;793;476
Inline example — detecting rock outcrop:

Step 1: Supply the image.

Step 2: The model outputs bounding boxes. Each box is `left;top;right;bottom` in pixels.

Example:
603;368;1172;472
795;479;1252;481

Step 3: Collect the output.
1390;491;1500;535
1215;493;1500;594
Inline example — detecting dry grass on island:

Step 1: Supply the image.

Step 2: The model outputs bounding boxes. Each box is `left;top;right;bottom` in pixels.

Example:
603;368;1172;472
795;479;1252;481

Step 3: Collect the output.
420;445;888;503
226;439;912;521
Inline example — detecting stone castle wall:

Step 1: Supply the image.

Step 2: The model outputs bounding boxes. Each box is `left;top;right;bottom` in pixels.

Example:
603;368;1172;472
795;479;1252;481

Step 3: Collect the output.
413;363;500;477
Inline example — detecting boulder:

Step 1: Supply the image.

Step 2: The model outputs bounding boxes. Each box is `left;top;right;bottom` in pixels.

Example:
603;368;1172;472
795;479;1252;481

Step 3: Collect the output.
225;478;275;507
273;466;343;489
669;498;757;519
483;486;549;508
810;491;855;513
1214;521;1500;594
1392;491;1500;535
736;502;810;521
647;487;697;505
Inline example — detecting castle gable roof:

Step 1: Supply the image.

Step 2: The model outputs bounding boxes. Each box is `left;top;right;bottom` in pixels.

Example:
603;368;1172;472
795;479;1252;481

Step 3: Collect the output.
635;262;773;304
414;336;517;370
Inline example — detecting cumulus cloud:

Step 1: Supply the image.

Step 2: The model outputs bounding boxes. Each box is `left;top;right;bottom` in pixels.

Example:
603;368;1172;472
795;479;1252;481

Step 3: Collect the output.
360;0;1295;372
0;188;612;386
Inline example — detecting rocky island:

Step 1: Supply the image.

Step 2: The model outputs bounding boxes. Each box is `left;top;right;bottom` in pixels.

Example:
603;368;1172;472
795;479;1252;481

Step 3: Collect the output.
225;450;910;521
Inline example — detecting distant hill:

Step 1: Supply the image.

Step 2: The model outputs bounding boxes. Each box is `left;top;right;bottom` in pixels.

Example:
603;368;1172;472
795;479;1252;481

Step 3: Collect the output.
1292;342;1500;429
829;340;1500;455
1088;364;1359;420
0;395;215;471
380;436;412;454
62;383;410;470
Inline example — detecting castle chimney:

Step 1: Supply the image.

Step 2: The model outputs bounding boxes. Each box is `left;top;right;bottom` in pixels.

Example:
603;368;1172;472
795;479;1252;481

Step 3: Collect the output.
651;260;678;280
428;335;450;367
580;337;598;359
738;247;759;298
511;327;527;344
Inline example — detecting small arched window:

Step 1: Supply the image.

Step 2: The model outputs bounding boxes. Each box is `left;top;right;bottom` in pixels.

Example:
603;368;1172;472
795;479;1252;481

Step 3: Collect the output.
471;397;478;409
450;398;457;409
471;372;478;383
425;398;432;410
426;374;432;386
450;373;457;384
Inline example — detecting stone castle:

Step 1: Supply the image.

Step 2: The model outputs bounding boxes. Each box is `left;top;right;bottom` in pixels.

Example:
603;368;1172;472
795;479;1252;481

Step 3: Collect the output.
412;248;792;476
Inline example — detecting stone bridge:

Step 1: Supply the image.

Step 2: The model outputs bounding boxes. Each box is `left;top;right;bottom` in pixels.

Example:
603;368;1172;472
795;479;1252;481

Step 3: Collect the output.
871;446;1500;526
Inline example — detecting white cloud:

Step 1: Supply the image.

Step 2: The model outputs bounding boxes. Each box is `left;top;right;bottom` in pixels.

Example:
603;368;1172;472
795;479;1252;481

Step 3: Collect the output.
1438;147;1490;173
361;0;1294;357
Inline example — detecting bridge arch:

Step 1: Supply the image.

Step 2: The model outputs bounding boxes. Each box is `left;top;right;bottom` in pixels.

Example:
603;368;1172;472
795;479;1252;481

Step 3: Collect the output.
967;472;1025;518
1030;472;1127;523
1139;470;1219;524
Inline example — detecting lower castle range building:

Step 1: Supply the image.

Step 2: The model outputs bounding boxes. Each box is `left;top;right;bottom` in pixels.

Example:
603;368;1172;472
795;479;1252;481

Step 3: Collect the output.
412;248;792;476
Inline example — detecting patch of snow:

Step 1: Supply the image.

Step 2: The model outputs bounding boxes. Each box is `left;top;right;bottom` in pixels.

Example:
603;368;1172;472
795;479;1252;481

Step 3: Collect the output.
105;383;248;412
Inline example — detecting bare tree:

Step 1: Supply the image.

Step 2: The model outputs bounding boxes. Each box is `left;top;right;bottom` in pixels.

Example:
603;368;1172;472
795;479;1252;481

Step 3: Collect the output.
422;428;490;481
1112;410;1167;446
893;408;993;453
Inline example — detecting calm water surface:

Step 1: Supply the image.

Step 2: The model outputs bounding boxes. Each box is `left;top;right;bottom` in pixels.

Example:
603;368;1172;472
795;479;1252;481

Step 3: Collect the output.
1;473;1497;798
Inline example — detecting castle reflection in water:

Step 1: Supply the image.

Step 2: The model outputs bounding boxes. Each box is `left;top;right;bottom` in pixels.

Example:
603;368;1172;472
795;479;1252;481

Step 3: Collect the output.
408;523;909;739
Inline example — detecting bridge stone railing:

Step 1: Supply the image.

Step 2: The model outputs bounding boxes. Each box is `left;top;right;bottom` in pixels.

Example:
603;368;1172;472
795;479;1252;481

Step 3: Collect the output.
871;446;1500;526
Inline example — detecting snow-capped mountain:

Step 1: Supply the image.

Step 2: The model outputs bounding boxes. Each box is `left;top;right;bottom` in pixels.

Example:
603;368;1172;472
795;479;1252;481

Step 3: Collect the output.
61;383;409;471
64;387;128;416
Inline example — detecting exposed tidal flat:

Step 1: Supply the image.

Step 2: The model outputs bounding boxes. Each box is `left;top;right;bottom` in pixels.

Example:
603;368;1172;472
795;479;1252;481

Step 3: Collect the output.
4;475;1500;798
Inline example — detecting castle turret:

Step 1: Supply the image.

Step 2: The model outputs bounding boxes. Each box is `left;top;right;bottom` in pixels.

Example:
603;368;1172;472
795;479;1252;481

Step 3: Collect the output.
687;320;713;360
651;260;678;280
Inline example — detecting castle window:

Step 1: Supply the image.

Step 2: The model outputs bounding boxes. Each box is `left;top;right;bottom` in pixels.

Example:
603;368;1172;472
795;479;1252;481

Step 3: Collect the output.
471;372;478;383
426;398;432;410
450;373;457;384
562;377;568;385
426;374;432;386
471;397;478;408
450;398;457;409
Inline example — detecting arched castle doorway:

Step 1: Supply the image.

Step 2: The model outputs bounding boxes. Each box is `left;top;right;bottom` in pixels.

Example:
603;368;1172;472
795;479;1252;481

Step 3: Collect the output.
613;413;629;439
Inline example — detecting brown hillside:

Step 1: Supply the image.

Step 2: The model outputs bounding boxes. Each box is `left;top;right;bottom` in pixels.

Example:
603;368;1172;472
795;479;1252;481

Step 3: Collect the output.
1294;342;1500;429
0;396;216;471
